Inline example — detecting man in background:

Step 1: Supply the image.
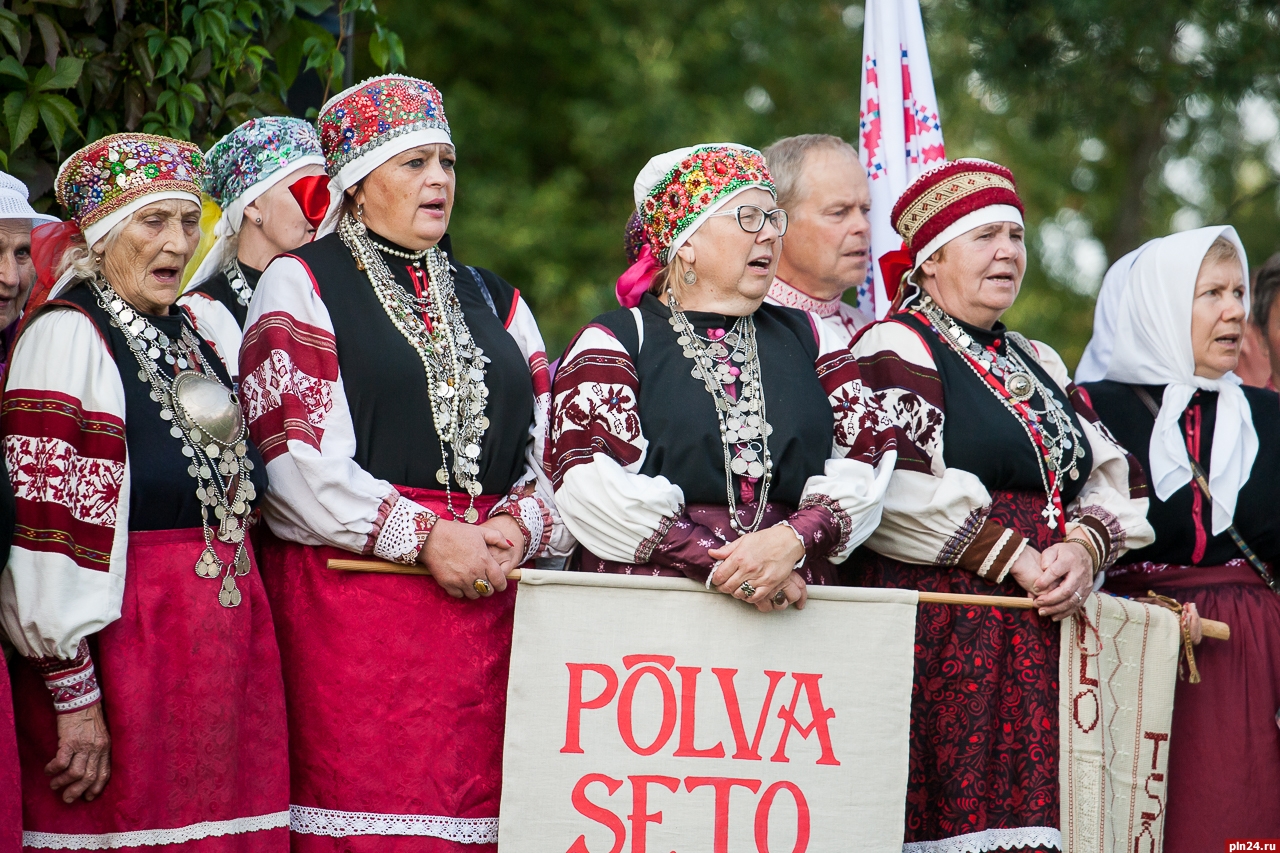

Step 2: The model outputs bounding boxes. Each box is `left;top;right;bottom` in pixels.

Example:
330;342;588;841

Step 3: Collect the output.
1237;252;1280;390
762;134;873;343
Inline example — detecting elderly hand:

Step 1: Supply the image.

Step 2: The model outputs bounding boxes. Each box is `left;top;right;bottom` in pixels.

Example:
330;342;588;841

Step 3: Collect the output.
480;513;526;576
48;703;111;803
1031;541;1094;621
1006;544;1043;596
420;519;509;600
707;524;806;611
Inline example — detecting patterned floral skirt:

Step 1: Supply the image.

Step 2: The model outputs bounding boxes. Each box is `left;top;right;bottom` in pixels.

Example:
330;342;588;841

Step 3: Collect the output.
852;489;1061;853
1106;560;1280;853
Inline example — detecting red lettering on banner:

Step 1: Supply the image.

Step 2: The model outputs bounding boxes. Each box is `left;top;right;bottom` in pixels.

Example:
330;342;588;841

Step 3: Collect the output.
685;776;762;853
675;667;727;758
1077;619;1099;687
715;668;787;761
771;674;839;766
627;775;680;853
567;774;626;853
754;780;811;853
1144;731;1168;768
618;666;678;756
563;664;620;754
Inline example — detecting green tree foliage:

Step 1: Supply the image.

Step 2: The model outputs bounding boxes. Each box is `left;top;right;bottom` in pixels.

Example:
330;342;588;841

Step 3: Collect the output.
1;0;404;207
379;0;1280;366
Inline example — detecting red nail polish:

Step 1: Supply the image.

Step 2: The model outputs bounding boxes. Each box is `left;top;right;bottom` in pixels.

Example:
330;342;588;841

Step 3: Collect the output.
505;539;514;547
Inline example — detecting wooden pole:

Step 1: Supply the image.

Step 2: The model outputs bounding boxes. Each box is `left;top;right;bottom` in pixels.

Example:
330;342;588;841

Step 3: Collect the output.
325;557;1230;640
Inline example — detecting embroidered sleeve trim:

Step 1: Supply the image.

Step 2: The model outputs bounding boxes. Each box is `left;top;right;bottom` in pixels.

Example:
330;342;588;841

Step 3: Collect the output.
363;492;399;555
1072;508;1122;570
549;338;644;489
288;805;498;843
793;495;852;557
958;519;1024;580
23;811;291;849
995;537;1027;584
634;510;682;565
901;825;1062;853
489;494;548;563
29;639;101;714
937;505;990;567
372;496;439;566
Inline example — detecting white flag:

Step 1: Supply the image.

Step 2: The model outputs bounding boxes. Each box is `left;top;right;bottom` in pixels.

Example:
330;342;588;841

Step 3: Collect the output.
858;0;947;318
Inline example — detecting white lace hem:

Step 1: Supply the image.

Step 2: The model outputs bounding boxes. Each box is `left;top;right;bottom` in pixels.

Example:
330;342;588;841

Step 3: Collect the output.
289;805;498;843
22;811;289;849
902;826;1061;853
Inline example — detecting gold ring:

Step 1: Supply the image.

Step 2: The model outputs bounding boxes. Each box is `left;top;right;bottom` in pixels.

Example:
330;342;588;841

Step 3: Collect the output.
474;578;493;596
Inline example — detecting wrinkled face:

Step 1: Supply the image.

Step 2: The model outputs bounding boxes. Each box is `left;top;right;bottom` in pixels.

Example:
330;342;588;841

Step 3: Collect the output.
0;218;35;330
780;148;871;296
920;220;1027;325
355;143;456;250
99;199;201;316
678;188;784;306
1190;256;1247;379
243;163;326;254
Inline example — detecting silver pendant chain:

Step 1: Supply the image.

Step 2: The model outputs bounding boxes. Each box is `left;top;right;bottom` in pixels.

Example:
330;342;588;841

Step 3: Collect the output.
917;294;1084;529
89;276;256;606
338;213;490;522
223;258;254;307
666;288;773;536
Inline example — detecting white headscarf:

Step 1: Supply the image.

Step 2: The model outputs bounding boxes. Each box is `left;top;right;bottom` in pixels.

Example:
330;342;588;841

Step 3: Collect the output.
1074;242;1153;383
1104;225;1256;534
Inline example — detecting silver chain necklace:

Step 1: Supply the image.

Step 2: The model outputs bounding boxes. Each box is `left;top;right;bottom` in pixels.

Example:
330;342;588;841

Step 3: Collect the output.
90;276;256;606
666;289;773;535
339;214;490;522
223;258;255;307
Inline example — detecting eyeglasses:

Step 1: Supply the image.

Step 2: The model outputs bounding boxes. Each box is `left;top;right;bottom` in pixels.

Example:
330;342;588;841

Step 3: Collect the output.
707;204;789;236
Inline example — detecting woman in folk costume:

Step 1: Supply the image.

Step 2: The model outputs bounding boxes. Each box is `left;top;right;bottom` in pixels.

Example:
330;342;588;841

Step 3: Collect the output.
180;116;325;380
1;134;287;848
849;159;1153;853
549;144;896;605
240;75;571;850
1079;226;1280;851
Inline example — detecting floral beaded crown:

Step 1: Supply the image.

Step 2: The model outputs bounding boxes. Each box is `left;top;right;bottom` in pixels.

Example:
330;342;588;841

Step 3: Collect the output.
55;133;204;241
635;144;775;264
317;74;451;189
203;117;324;208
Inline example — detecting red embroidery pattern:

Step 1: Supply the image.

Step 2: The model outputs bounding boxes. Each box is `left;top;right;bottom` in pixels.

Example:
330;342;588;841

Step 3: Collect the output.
29;640;102;713
815;349;897;465
239;311;339;462
1;391;126;570
857;489;1060;846
549;343;644;488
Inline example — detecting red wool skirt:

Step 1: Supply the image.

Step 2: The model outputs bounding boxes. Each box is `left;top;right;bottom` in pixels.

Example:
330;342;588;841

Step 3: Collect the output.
258;487;512;852
853;490;1061;853
11;527;290;851
1106;561;1280;852
1;659;20;853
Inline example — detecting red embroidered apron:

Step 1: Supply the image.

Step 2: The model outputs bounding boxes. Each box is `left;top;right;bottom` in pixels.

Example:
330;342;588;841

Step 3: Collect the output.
12;528;290;851
259;487;511;852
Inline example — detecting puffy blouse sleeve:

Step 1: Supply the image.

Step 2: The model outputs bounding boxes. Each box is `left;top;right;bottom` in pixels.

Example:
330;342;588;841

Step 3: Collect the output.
1;306;130;712
238;254;435;565
485;292;574;562
852;318;1030;581
179;289;244;380
1024;338;1154;567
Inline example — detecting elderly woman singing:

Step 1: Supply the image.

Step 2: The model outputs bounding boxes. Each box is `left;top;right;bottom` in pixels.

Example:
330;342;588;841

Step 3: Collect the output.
240;76;570;850
1;134;287;848
1080;226;1280;851
850;159;1153;853
549;143;896;605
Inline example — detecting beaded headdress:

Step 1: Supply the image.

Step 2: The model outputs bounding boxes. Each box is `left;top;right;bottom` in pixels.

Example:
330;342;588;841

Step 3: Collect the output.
56;133;204;247
633;143;775;264
890;158;1024;270
317;74;452;192
204;117;324;211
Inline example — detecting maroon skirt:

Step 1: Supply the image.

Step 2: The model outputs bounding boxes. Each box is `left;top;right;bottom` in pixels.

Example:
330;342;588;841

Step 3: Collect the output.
1106;561;1280;852
11;528;290;851
0;658;19;853
853;490;1061;853
259;487;509;853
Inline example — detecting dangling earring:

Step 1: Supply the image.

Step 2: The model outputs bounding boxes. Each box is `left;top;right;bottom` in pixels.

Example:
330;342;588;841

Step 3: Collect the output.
683;268;697;286
354;203;366;234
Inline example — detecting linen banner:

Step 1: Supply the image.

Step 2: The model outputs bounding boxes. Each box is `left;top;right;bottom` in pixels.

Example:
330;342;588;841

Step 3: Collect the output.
1060;592;1181;853
498;570;918;853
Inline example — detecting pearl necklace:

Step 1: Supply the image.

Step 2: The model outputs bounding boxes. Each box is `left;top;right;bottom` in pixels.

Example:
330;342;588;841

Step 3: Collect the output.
339;214;490;522
223;258;254;307
90;276;256;607
667;289;774;535
916;295;1084;529
370;237;429;263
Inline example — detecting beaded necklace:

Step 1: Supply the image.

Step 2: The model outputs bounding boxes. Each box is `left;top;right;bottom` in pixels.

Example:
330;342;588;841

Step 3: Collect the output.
666;289;774;535
339;214;490;522
915;294;1084;530
89;277;256;607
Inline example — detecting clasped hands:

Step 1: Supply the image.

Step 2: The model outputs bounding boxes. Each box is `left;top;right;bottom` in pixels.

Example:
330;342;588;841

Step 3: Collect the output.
419;514;526;599
707;524;809;613
1008;540;1095;621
